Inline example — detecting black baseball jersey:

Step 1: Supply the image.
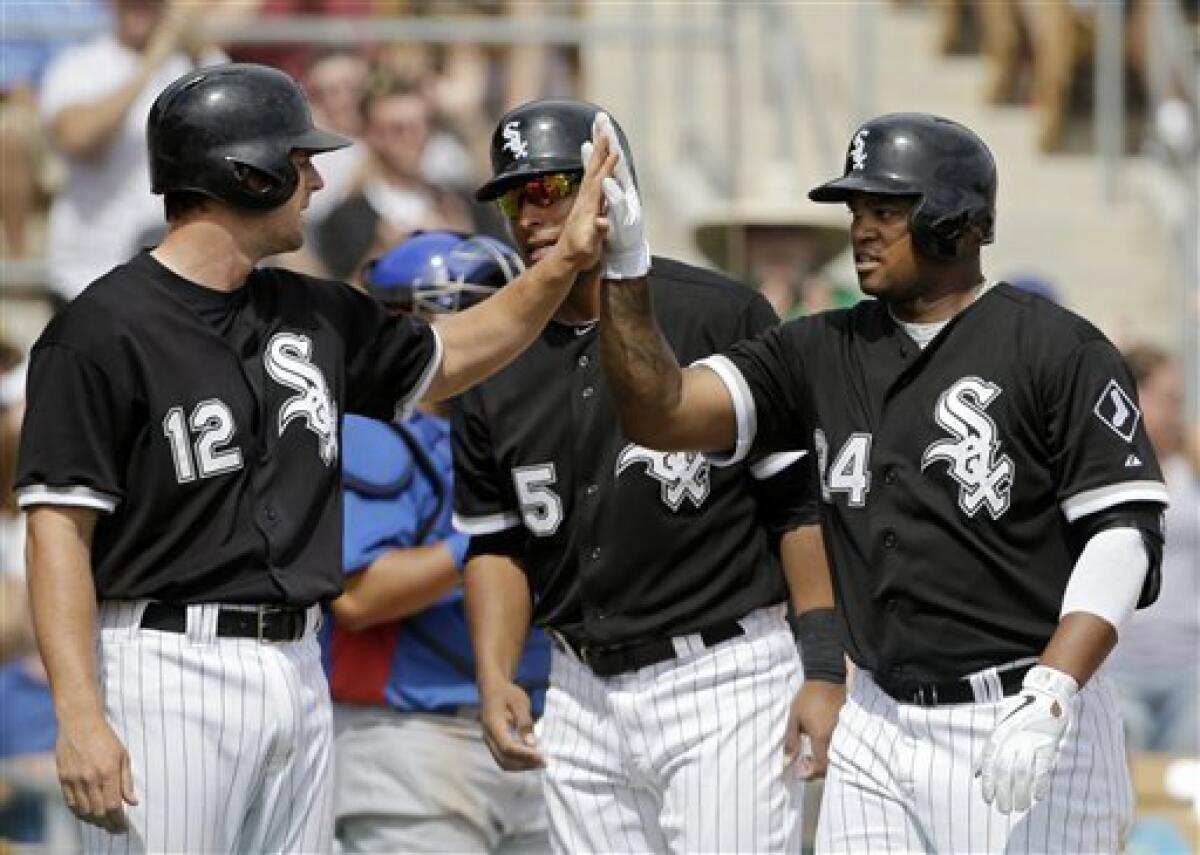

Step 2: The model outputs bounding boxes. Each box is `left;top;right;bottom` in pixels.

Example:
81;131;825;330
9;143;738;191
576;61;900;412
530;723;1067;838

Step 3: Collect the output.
452;257;818;646
16;252;440;606
703;283;1169;683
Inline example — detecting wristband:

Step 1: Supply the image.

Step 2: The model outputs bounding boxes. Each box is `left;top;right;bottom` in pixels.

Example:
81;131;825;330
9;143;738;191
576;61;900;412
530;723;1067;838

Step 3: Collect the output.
789;608;846;684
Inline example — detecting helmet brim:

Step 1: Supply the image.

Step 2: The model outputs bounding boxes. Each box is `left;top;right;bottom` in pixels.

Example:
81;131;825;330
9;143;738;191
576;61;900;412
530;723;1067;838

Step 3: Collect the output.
292;126;353;154
475;159;585;201
808;173;921;203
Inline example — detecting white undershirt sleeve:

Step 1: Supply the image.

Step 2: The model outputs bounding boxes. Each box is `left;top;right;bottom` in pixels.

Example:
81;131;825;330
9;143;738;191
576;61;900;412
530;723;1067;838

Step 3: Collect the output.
1059;526;1149;632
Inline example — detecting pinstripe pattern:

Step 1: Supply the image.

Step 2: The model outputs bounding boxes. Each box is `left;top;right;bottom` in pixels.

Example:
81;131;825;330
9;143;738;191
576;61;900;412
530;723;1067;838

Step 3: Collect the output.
540;606;802;853
815;670;1130;853
79;602;333;854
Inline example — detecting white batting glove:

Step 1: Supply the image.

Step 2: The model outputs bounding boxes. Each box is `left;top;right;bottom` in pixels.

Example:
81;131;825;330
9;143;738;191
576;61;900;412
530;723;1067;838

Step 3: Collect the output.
978;665;1078;814
580;112;650;279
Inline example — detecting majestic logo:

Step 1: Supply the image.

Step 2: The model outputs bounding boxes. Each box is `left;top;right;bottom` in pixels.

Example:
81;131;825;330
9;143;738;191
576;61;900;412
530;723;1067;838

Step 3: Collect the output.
615;444;710;511
265;332;338;466
850;129;870;171
501;121;529;159
1093;379;1141;443
921;376;1015;519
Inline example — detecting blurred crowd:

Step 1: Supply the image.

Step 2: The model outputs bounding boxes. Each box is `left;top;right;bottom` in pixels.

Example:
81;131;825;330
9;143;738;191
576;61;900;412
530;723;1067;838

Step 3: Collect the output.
0;0;579;299
925;0;1200;156
1;0;1197;849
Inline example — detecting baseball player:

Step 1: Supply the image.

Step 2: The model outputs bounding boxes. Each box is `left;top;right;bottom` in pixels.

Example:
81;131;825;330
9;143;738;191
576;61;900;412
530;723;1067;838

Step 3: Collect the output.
14;63;615;853
598;112;1169;852
453;99;844;853
323;230;552;853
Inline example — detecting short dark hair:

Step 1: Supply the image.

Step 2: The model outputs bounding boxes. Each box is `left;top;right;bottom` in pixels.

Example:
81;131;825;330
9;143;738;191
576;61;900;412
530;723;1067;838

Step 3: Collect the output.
164;191;209;222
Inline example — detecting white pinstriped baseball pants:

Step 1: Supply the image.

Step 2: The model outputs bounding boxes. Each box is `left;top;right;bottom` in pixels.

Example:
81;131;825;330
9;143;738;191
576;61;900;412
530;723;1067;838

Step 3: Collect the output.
79;601;335;854
816;668;1133;854
536;605;804;854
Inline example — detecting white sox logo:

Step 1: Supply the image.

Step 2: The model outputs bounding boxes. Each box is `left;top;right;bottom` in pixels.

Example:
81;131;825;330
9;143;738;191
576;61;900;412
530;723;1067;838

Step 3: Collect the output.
1093;378;1141;443
265;332;338;466
615;443;710;511
502;121;529;159
850;129;870;170
921;376;1014;519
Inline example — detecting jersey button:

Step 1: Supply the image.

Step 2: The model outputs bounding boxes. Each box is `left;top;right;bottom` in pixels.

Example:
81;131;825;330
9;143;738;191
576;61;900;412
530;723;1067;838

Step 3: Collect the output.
883;467;897;485
578;354;591;368
581;386;595;399
882;530;897;548
589;547;601;561
585;483;599;497
264;506;278;522
885;598;899;612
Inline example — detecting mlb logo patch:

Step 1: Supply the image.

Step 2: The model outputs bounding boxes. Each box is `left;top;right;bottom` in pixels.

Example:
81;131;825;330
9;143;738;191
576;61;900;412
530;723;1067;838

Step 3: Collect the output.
1093;379;1141;443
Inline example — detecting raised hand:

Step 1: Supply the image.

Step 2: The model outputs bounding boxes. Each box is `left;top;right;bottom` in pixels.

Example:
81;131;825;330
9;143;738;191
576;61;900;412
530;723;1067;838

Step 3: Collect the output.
548;129;617;275
581;113;650;280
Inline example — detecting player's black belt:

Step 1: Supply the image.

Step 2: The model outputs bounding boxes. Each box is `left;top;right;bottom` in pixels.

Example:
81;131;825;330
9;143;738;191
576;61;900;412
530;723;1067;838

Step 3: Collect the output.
552;620;745;678
875;662;1034;707
140;603;308;642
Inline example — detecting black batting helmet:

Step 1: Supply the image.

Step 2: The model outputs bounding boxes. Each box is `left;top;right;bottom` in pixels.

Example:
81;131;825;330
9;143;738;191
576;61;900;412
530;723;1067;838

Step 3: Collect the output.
148;63;350;211
809;113;997;260
475;98;636;202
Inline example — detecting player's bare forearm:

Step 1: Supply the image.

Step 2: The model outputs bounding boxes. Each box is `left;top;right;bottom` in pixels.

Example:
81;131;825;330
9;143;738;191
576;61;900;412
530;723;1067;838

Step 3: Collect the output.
1038;611;1117;687
25;506;104;722
779;524;836;616
331;543;461;631
599;280;737;451
428;250;580;400
464;554;533;688
599;277;681;439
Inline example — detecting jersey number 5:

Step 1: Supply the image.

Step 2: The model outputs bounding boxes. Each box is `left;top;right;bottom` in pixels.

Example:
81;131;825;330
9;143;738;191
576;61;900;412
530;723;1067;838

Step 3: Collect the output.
163;400;244;484
512;463;564;537
814;429;872;506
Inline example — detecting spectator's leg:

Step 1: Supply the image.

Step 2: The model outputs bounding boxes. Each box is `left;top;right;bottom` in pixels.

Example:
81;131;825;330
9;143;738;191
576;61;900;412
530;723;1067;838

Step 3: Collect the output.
1024;0;1085;152
981;0;1024;104
0;94;38;258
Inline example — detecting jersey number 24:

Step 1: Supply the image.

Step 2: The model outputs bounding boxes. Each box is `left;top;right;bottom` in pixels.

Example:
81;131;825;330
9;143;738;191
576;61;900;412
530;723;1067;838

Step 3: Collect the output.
814;429;872;506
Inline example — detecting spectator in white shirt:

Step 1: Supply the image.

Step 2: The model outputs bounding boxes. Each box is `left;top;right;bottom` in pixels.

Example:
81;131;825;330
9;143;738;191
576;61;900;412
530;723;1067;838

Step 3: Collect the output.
38;0;224;301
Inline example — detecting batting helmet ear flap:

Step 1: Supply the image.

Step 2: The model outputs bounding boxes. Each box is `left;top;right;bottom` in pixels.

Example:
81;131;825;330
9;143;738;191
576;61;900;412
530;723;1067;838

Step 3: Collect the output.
227;159;299;210
909;181;992;260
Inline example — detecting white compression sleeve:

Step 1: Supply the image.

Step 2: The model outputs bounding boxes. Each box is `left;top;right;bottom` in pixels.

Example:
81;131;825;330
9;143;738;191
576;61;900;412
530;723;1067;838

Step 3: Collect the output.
1059;526;1149;632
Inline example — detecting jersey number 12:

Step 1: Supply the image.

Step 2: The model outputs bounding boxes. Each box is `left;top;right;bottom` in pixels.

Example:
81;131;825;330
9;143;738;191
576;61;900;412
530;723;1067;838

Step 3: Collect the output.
163;400;244;484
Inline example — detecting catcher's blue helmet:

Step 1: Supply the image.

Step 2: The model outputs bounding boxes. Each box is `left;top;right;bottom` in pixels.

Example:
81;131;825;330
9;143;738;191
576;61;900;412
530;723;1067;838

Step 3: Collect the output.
362;231;524;314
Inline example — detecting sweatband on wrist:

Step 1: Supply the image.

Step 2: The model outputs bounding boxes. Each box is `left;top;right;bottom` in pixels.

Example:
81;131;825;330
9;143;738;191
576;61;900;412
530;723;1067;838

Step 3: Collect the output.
789;608;846;683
